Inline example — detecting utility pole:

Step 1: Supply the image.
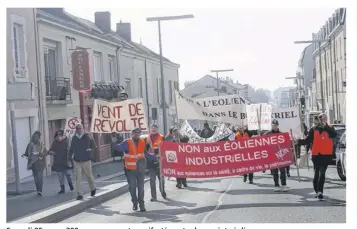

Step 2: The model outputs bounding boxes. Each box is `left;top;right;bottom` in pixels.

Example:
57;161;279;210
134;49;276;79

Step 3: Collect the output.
147;14;194;134
210;69;234;96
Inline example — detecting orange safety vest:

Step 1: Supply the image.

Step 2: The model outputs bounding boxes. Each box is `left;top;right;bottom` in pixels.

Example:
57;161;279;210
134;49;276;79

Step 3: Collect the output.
311;128;334;156
146;135;163;155
235;132;249;139
124;138;145;170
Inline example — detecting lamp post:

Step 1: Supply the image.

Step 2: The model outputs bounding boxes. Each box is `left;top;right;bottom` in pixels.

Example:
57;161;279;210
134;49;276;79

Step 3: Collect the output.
294;39;329;112
210;69;234;96
147;14;194;134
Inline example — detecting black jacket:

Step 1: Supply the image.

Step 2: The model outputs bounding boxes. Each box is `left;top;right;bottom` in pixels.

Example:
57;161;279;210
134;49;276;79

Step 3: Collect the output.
265;129;281;135
69;133;96;162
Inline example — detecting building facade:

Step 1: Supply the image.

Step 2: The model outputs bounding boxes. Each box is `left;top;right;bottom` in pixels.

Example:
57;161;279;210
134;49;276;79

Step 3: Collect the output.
7;8;44;182
36;8;179;162
312;8;346;123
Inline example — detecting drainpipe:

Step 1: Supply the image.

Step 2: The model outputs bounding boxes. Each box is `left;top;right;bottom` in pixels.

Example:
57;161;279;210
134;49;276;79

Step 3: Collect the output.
33;8;50;175
329;41;336;122
332;39;339;120
144;57;150;126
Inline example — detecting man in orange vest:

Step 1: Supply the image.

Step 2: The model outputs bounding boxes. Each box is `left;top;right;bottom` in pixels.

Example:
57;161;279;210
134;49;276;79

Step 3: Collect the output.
235;126;254;183
145;124;167;202
300;113;337;200
116;128;146;212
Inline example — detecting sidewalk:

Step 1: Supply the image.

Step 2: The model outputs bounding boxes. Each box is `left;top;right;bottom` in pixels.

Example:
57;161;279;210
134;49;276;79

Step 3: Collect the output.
7;160;125;222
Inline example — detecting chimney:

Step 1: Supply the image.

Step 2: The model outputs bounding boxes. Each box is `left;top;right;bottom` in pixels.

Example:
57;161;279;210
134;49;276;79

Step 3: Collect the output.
116;22;131;42
94;11;111;33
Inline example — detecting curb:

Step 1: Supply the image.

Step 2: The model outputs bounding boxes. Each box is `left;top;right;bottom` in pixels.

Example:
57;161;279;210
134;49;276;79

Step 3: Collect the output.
10;178;150;223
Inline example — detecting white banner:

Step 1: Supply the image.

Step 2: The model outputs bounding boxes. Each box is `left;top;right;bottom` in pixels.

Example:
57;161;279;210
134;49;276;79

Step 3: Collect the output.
272;107;302;137
90;99;148;133
179;120;235;143
175;91;249;125
246;104;272;130
64;117;82;137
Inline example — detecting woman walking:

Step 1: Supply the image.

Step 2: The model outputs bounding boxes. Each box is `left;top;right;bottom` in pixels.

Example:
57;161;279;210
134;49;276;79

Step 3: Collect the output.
49;129;74;194
25;131;48;196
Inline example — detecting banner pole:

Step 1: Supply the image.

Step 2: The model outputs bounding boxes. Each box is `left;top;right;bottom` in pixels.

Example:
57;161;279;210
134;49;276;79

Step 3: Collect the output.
298;106;310;171
158;142;164;192
290;129;300;182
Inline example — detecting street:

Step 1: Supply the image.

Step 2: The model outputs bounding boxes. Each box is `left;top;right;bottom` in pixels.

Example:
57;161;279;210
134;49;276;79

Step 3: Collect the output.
61;166;346;223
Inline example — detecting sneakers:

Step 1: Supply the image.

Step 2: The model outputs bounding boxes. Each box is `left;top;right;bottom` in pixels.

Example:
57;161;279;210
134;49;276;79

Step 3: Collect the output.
150;198;157;202
162;192;167;199
183;183;188;188
37;192;42;196
58;185;65;194
249;180;253;184
176;184;183;189
91;189;96;197
274;186;281;192
281;185;289;192
76;195;83;200
140;207;147;212
317;192;324;201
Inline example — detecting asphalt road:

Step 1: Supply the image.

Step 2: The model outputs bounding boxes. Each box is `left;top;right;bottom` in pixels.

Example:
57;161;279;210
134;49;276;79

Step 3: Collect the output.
61;166;346;223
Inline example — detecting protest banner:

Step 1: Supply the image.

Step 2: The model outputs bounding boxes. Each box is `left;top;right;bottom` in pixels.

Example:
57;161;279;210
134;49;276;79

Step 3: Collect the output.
90;99;148;133
175;91;249;125
271;107;303;137
179;120;235;143
161;132;294;178
246;104;272;130
64;117;82;137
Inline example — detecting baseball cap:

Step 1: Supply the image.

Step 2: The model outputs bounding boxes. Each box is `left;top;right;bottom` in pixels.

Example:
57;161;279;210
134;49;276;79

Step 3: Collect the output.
272;119;279;125
132;128;142;133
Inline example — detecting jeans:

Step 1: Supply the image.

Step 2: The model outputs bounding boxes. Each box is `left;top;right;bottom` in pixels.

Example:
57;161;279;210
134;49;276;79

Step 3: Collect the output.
126;170;145;207
58;170;72;186
243;173;254;181
74;160;96;195
149;166;166;199
286;166;290;174
32;167;44;193
312;155;330;193
271;167;287;186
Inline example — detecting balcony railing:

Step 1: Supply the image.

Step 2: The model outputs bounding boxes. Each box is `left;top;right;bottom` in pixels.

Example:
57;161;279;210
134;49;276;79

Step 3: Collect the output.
45;77;71;101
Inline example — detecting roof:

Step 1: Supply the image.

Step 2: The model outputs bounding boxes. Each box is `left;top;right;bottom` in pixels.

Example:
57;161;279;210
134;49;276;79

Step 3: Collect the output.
36;8;177;65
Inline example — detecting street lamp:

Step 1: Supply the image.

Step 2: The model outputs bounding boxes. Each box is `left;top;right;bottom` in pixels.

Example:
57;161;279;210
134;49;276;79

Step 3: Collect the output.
147;14;194;134
294;39;329;112
210;69;234;96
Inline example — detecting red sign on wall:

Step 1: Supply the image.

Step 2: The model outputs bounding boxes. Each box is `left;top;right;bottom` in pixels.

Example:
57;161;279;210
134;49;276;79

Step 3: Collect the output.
71;49;92;92
160;133;294;178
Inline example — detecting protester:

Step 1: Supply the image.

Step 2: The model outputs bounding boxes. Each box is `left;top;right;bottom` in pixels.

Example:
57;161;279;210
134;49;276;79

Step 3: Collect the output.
69;123;96;200
116;128;146;211
299;113;337;200
200;123;214;138
265;120;288;192
145;124;167;201
235;126;254;184
49;129;74;194
25;131;48;196
176;135;190;188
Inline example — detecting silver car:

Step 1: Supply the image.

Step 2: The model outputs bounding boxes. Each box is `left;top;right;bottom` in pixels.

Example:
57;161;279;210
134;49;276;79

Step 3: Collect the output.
336;130;346;181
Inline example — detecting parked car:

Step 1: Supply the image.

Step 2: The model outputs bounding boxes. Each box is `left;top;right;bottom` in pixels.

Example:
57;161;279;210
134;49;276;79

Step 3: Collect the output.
335;130;346;181
331;124;346;165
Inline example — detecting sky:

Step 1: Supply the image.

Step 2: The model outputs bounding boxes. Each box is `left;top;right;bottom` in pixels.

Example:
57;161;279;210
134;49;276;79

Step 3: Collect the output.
66;8;335;91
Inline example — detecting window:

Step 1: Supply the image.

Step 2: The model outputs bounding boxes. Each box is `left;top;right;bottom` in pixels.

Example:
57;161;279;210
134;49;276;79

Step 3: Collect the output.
157;77;161;103
11;15;27;79
44;46;58;78
138;78;143;98
125;78;131;97
169;80;173;103
108;55;116;82
93;52;103;82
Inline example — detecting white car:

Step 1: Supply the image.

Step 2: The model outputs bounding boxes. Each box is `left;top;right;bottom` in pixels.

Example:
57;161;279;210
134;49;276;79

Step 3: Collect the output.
336;131;346;181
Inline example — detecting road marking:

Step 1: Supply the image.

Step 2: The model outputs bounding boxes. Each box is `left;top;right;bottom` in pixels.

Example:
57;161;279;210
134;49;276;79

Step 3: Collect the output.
201;179;234;223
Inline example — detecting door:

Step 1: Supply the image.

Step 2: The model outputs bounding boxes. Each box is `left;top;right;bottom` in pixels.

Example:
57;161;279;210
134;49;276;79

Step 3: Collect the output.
15;117;32;179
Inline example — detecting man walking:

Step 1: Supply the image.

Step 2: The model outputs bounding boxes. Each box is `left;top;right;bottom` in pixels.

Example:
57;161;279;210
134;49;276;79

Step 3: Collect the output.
116;128;146;211
69;123;97;200
235;126;254;184
299;113;337;200
265;120;289;192
145;124;167;201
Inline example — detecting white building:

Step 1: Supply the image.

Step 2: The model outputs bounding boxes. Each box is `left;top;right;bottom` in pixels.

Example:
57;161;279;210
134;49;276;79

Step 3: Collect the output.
37;8;180;162
7;8;44;182
312;8;346;123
